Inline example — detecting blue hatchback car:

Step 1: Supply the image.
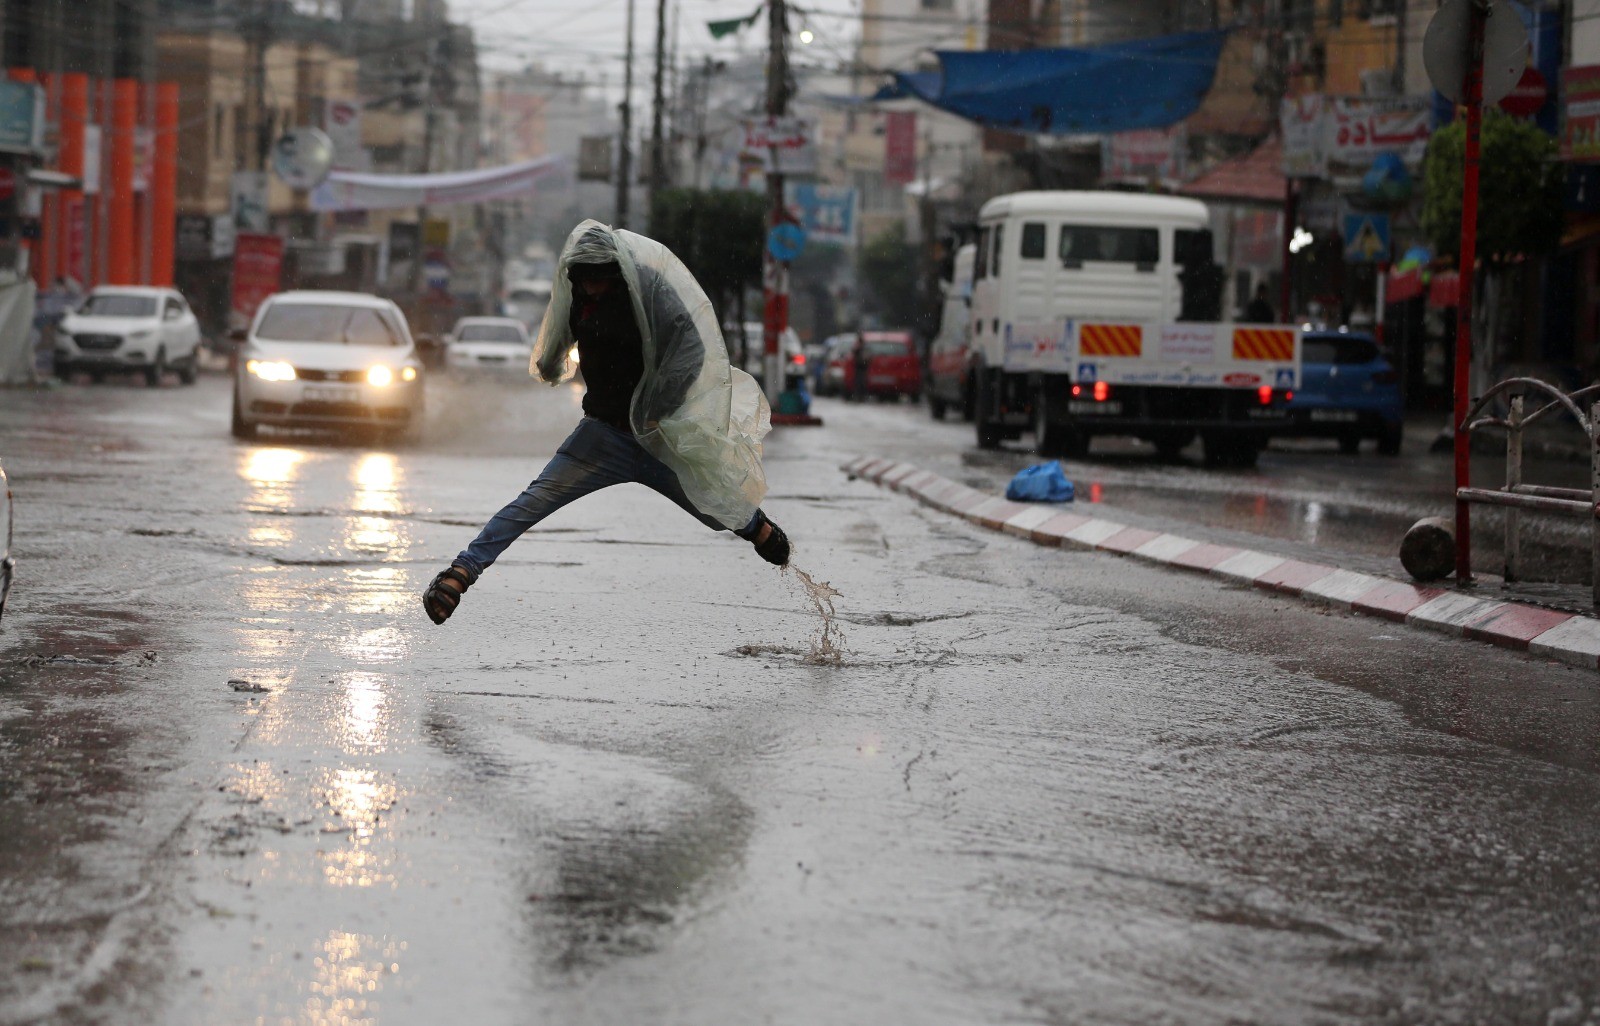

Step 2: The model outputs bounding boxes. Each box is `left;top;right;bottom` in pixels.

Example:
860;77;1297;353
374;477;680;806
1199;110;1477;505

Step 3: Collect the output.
1284;330;1404;455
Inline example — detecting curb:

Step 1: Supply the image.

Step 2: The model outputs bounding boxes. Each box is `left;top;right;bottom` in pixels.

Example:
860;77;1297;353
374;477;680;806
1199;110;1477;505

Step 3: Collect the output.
842;456;1600;673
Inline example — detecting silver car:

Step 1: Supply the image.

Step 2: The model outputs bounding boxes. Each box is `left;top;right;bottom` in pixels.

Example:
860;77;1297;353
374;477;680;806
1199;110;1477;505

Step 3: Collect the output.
445;316;533;375
56;286;203;386
231;291;425;442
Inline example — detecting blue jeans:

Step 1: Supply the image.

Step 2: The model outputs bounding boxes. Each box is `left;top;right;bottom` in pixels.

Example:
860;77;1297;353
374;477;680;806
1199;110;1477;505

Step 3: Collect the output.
454;417;762;580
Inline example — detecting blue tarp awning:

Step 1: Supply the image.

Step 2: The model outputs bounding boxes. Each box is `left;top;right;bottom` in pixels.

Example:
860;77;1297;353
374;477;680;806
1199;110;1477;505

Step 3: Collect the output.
872;30;1229;135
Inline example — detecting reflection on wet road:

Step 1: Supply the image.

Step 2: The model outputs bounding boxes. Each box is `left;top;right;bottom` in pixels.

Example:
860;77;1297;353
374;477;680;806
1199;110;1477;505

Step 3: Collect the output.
0;376;1596;1024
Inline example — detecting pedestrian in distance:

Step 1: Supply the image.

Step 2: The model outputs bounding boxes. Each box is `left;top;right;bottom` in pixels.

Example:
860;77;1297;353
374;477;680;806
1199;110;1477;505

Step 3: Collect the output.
1242;282;1275;324
423;220;791;625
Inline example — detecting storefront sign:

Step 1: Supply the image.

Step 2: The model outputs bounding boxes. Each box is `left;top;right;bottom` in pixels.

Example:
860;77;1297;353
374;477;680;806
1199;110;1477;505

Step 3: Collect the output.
1323;96;1432;168
323;98;365;172
64;196;84;283
883;111;917;185
1281;95;1326;177
0;80;44;155
231;171;269;232
1563;65;1600;162
177;213;236;261
787;184;856;245
1104;126;1187;181
81;125;101;195
230;232;283;328
1281;94;1432;175
741;116;817;175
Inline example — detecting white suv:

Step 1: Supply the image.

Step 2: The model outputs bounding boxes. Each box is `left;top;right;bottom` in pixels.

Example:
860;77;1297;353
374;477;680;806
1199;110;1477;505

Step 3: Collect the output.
231;291;425;442
56;286;203;386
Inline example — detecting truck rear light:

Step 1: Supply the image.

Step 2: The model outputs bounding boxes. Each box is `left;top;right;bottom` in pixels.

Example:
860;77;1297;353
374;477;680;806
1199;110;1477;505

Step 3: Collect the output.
1071;384;1082;397
790;353;806;365
1093;381;1110;402
1257;385;1273;405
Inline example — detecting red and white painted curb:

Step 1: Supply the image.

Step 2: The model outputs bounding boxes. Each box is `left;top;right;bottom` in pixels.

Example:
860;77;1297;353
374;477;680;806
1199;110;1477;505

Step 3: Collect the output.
843;456;1600;672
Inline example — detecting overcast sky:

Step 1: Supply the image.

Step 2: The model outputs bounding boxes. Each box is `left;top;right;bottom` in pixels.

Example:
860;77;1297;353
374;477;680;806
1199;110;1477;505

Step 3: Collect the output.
450;0;858;88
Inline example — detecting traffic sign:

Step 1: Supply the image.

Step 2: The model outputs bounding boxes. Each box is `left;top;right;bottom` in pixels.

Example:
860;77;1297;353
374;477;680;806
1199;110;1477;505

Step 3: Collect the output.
1499;65;1548;118
767;222;806;263
1343;213;1390;263
271;127;334;190
1424;0;1528;106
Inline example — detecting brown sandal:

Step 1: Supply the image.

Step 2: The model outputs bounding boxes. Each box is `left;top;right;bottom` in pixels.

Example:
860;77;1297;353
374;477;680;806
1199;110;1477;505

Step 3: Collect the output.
423;565;472;624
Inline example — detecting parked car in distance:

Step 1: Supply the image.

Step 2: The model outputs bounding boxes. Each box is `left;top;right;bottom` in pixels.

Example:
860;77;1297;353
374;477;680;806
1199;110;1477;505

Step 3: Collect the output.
0;458;12;623
232;291;425;443
827;331;923;401
1281;329;1403;454
55;286;203;386
811;334;854;396
445;316;533;375
727;321;805;390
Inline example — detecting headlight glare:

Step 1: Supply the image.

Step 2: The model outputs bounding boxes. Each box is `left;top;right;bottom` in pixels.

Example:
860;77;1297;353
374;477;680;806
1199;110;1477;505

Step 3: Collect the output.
400;366;418;382
367;365;394;387
247;359;296;382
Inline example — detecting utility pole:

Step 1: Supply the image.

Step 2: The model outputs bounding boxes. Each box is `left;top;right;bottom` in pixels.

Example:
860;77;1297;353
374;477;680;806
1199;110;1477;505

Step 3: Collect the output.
648;0;669;229
616;0;637;229
410;35;443;302
761;0;790;404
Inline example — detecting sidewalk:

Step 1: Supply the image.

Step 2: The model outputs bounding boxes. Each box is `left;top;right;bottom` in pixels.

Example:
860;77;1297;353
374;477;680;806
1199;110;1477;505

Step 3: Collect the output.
843;455;1600;674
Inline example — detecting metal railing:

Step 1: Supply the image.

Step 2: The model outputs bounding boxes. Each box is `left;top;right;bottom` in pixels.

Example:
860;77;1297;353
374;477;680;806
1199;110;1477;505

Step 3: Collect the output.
1459;377;1600;605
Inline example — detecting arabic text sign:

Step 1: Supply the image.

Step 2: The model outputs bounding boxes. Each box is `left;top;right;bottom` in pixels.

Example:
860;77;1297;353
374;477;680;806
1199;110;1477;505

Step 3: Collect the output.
1324;96;1432;167
788;184;856;245
1281;95;1326;177
1104;126;1187;180
741;116;817;175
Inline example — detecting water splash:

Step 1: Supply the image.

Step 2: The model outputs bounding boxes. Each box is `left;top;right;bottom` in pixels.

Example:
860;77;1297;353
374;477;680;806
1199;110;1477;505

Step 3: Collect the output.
786;565;845;665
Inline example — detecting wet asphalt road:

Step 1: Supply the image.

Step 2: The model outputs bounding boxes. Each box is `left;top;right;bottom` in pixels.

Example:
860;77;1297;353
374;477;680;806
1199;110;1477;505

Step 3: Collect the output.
1;372;1598;1025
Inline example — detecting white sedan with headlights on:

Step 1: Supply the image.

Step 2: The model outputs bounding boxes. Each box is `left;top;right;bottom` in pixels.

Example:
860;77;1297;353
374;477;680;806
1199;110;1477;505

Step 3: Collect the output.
445;316;533;375
231;291;425;442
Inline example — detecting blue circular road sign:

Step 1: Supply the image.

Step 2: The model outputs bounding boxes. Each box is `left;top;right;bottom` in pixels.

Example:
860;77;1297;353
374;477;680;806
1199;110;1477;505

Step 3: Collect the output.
767;223;806;263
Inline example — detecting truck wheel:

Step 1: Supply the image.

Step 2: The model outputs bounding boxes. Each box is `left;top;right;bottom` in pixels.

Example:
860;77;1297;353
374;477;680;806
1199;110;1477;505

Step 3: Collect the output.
144;348;167;387
929;395;947;421
1377;422;1403;456
961;377;976;422
974;370;1003;449
1202;432;1259;468
1033;389;1087;458
1153;430;1195;460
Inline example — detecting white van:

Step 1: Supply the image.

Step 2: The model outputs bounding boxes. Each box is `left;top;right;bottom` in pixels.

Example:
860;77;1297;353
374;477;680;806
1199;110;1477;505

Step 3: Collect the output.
967;191;1299;466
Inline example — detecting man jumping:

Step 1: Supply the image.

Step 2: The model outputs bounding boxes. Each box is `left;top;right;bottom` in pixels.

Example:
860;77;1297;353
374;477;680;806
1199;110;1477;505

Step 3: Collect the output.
423;221;790;625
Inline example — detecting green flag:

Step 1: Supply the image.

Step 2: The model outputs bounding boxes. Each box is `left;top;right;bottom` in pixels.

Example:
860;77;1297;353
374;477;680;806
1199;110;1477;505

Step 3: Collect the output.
707;3;763;39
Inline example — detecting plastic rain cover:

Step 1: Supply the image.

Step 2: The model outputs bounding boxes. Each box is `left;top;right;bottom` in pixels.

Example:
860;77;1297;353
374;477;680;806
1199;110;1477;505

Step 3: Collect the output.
531;220;771;531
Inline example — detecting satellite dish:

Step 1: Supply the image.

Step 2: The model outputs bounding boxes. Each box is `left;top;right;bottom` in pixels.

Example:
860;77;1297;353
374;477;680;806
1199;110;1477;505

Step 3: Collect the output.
1424;0;1529;106
271;127;335;190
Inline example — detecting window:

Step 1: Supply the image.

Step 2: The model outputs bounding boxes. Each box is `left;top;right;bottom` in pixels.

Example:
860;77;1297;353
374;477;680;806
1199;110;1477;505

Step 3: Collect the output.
974;227;990;279
457;323;526;343
256;304;404;346
1058;225;1159;266
80;294;157;318
1303;336;1380;365
1020;222;1046;259
992;224;1004;276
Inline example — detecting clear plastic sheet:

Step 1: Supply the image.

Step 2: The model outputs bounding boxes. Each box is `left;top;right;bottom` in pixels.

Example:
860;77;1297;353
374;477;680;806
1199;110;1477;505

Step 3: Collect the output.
531;220;770;531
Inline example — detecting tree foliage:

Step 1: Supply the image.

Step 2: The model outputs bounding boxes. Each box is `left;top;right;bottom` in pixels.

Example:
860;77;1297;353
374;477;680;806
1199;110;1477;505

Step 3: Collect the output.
648;188;766;319
1421;110;1563;266
860;223;922;329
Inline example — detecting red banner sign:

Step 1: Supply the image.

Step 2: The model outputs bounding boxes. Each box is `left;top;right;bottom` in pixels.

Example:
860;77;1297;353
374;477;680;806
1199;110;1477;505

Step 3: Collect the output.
884;111;917;186
230;233;283;329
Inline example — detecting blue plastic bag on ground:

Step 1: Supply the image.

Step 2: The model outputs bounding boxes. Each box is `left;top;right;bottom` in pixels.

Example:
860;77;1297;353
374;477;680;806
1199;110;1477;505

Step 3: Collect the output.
1006;461;1075;502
